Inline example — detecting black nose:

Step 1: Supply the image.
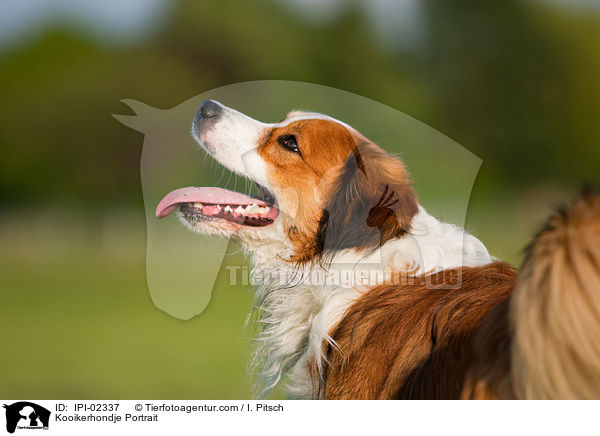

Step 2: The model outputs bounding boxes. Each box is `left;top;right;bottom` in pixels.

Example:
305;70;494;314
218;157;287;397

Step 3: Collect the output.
195;100;222;123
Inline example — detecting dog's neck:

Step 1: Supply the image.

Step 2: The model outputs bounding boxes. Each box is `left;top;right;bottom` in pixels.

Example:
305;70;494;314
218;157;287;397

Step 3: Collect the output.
242;207;493;398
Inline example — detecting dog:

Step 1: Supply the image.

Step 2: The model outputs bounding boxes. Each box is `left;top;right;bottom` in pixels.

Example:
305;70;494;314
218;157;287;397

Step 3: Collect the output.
156;100;600;399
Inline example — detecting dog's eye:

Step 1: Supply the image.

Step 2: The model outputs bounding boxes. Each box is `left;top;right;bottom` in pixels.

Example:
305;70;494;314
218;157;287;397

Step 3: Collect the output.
278;135;300;154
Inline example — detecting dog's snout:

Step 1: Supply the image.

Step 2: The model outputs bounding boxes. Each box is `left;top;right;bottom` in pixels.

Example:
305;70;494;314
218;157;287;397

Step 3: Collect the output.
195;100;222;123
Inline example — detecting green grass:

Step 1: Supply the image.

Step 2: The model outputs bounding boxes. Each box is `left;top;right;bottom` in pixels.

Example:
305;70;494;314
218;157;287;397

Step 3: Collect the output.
0;248;271;399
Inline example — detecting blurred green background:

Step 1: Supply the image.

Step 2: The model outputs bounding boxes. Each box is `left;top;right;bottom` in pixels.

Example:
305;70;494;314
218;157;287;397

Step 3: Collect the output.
0;0;599;399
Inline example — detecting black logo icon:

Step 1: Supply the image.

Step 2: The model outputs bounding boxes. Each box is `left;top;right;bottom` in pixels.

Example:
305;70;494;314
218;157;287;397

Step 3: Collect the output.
3;402;50;434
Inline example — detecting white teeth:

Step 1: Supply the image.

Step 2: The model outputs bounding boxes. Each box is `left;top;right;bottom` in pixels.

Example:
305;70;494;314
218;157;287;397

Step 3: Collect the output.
189;201;270;217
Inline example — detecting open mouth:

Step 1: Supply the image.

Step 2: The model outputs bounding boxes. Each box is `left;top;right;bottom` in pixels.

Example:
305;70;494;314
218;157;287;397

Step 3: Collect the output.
156;184;278;227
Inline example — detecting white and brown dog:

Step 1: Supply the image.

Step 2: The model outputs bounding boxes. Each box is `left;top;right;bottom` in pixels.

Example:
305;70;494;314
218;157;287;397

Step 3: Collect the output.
157;100;600;399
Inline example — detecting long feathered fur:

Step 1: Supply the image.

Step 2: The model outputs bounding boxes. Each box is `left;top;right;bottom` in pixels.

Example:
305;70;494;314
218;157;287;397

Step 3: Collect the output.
463;187;600;399
511;187;600;399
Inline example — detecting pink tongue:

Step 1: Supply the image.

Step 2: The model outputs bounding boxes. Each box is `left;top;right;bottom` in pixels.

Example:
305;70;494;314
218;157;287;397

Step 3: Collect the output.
156;187;268;219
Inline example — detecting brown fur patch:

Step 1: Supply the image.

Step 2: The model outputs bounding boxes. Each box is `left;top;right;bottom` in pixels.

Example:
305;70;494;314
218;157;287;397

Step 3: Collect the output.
316;140;418;260
460;299;514;399
320;262;516;399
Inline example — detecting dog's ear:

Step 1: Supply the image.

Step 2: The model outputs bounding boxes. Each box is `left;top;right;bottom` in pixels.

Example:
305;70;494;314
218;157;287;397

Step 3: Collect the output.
316;141;418;256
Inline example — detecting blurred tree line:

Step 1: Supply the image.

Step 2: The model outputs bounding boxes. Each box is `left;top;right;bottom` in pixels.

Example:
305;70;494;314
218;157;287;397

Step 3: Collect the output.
0;0;598;210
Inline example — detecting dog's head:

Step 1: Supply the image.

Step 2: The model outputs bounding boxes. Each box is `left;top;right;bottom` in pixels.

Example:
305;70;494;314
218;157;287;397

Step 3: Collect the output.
156;100;419;262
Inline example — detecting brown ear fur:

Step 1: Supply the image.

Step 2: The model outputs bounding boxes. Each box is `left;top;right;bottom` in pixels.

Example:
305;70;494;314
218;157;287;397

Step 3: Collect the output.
316;141;418;257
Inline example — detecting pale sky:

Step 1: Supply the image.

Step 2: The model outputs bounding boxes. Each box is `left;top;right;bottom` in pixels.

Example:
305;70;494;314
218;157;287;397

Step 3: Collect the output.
0;0;169;49
0;0;596;51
